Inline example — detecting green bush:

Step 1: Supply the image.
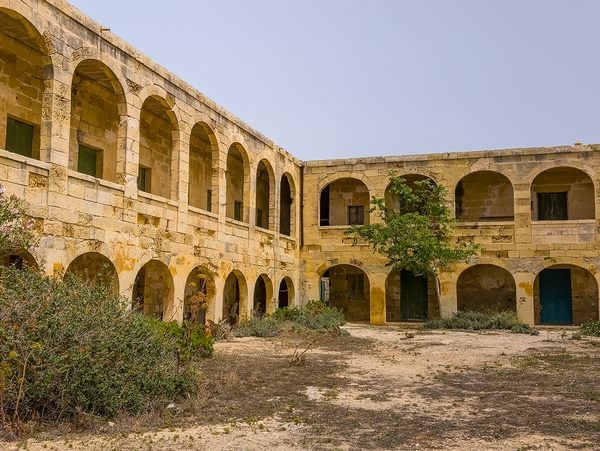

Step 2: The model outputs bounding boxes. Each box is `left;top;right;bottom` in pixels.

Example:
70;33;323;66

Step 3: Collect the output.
423;311;538;335
235;317;281;337
580;320;600;337
0;267;205;423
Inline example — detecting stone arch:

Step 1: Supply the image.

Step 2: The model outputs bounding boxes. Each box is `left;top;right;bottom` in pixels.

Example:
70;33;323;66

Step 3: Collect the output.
132;259;174;320
384;173;436;212
322;265;370;321
0;7;52;161
188;121;218;212
455;171;514;222
457;264;516;313
319;177;370;226
277;276;295;309
255;159;275;230
253;273;273;317
534;264;599;325
280;172;296;237
184;265;216;325
0;249;38;269
226;143;250;222
138;95;179;199
385;269;432;322
531;167;595;220
223;270;248;325
64;252;119;295
69;59;127;183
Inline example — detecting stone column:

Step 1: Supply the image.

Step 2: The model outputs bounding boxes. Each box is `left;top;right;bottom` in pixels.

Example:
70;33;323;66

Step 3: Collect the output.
369;271;387;325
515;271;535;325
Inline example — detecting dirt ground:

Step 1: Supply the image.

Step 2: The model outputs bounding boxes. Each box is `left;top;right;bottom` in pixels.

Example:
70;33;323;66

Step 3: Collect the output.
4;324;600;450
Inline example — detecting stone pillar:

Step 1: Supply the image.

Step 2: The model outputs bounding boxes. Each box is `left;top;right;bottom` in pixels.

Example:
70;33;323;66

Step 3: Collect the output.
438;271;457;318
169;272;187;324
515;272;535;325
212;276;225;323
369;271;387;325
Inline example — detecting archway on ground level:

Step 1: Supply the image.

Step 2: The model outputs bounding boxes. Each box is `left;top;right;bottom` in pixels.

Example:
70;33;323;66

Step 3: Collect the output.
455;171;514;222
138;96;177;198
0;8;49;160
534;265;598;326
253;274;273;317
278;277;295;309
255;160;274;229
319;178;370;226
531;167;595;220
385;174;435;213
0;249;37;269
226;143;250;222
457;265;516;314
322;265;370;321
132;260;173;320
184;265;216;325
385;269;430;322
280;173;295;236
65;252;118;295
223;270;247;325
69;60;125;182
188;122;217;212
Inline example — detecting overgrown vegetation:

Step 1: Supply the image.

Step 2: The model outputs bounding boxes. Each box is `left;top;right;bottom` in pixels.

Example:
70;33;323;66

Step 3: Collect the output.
235;300;345;337
423;311;539;335
580;320;600;337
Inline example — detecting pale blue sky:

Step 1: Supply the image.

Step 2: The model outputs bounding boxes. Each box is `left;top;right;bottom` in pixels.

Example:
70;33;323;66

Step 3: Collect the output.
69;0;600;160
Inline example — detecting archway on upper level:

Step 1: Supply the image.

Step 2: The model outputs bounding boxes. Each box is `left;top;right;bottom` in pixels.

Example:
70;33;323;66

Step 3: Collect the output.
138;96;177;199
69;60;126;182
455;171;514;222
280;172;295;237
0;8;49;161
457;265;516;314
255;159;274;230
320;178;370;226
223;270;248;325
132;260;174;320
322;265;370;321
65;252;119;295
188;122;217;212
184;265;216;325
226;143;250;222
531;167;595;220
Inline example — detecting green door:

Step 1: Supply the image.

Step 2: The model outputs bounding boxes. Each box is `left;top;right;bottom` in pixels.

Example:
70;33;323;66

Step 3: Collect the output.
400;270;428;321
539;269;572;325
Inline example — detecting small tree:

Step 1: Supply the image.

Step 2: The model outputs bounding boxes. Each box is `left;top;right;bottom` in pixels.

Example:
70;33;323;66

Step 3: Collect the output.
0;186;36;257
348;172;478;316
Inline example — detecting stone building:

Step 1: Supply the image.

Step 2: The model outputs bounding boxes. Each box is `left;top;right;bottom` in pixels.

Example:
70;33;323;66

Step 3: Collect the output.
0;0;598;326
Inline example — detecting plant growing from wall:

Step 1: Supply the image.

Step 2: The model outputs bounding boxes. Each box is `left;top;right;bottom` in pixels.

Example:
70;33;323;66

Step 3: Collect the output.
348;172;478;315
0;186;36;256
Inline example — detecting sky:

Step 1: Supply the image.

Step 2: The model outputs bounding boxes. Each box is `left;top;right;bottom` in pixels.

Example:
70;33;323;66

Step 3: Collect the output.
68;0;600;160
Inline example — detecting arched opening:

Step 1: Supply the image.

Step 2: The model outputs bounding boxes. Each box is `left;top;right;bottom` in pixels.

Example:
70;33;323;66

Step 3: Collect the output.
385;269;431;322
0;9;48;160
320;178;370;226
226;143;249;222
188;122;217;212
65;252;118;295
138;96;177;199
132;260;173;320
69;60;126;182
184;265;215;325
534;265;599;325
457;265;516;313
223;270;247;325
531;167;595;220
385;174;435;212
255;160;274;229
455;171;514;222
280;173;295;236
0;249;37;269
253;274;273;317
321;265;369;321
278;277;295;309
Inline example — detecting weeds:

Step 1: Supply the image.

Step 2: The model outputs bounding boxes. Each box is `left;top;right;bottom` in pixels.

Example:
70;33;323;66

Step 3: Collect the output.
423;311;539;335
580;320;600;337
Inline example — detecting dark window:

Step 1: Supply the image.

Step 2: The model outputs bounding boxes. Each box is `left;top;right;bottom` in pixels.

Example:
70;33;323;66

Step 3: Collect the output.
538;192;568;220
256;208;264;228
320;185;330;226
207;189;212;212
347;274;364;299
77;145;99;177
6;117;33;158
234;201;243;221
138;166;150;192
348;206;365;225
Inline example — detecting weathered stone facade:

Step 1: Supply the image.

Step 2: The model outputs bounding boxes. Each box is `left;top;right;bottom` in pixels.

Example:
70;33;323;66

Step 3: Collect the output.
1;0;599;326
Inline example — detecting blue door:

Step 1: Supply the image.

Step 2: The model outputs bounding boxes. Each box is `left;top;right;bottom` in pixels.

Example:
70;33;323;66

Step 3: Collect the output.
539;269;572;325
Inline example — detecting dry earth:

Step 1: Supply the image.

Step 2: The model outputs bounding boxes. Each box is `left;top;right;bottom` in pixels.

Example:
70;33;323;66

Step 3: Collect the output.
3;324;600;450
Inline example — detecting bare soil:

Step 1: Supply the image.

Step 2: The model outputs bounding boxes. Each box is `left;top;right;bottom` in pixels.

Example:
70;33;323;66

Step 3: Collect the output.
3;325;600;450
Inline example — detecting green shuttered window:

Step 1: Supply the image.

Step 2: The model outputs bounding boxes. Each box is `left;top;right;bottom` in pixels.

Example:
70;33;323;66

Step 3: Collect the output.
6;117;33;158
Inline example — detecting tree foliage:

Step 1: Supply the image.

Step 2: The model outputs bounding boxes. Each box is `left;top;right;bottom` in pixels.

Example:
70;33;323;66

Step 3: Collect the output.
0;186;36;256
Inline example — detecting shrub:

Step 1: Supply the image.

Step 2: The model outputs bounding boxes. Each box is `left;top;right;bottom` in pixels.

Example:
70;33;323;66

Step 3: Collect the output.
0;267;203;425
580;321;600;337
423;311;538;335
235;317;281;337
